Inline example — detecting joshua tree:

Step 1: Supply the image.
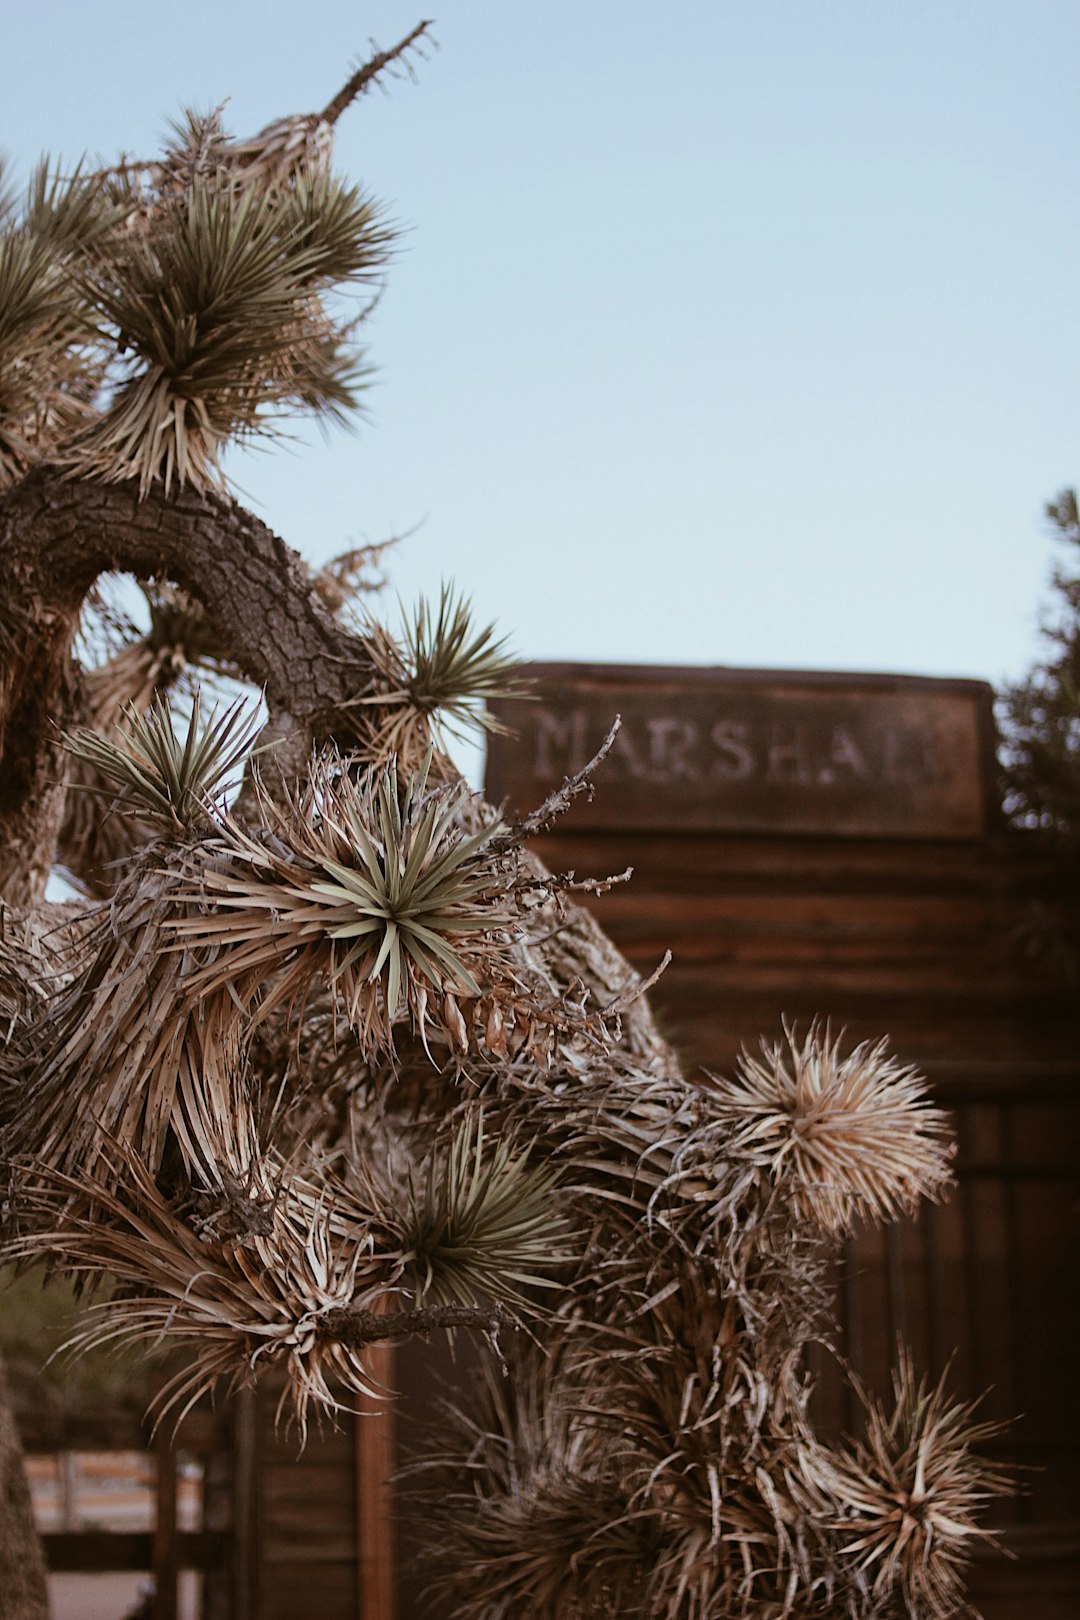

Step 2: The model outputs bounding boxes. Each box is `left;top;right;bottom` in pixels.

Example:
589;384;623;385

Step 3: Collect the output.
0;26;1004;1618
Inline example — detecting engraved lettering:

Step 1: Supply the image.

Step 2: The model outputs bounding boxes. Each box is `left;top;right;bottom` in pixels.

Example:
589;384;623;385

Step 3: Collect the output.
817;727;870;785
883;727;940;785
710;719;754;781
647;718;701;780
766;725;812;786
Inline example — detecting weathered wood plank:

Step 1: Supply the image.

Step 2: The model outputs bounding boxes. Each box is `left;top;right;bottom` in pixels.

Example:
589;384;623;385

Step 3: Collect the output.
488;663;996;838
483;661;1079;1620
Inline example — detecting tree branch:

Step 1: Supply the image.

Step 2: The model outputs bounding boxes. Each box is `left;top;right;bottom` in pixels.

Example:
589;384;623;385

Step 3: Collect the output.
317;1301;510;1348
0;468;377;902
320;22;435;126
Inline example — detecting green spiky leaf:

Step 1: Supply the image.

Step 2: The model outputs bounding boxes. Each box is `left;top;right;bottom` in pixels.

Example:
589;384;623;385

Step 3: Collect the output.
396;1112;576;1311
63;688;262;830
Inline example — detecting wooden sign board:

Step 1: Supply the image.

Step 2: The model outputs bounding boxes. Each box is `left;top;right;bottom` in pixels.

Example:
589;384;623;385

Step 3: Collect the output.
486;664;996;839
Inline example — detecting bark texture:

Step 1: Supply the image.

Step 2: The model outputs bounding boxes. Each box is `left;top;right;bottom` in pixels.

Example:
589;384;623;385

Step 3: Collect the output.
0;468;377;903
0;1351;48;1620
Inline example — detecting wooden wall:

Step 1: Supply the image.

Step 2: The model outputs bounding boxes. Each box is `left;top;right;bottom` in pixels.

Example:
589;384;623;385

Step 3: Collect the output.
230;1363;395;1620
485;662;1080;1618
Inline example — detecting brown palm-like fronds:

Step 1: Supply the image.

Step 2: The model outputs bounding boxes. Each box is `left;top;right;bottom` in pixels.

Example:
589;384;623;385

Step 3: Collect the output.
825;1355;1009;1617
0;902;81;1094
154;106;234;196
484;1056;774;1289
12;855;263;1194
64;689;262;832
11;1142;394;1432
360;587;527;761
81;636;181;722
709;1026;954;1235
73;580;236;706
71;174;394;492
311;537;397;617
406;1344;658;1620
60;594;237;893
0;161;120;486
19;159;120;255
171;752;523;1056
569;1269;842;1619
384;1111;577;1312
0;225;98;487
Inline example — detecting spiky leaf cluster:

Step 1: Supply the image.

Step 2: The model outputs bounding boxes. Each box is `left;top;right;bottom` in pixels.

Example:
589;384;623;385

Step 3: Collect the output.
73;170;392;492
64;690;262;830
168;749;527;1057
708;1025;954;1235
363;587;528;760
387;1112;575;1312
0;79;400;495
826;1358;1008;1617
0;161;115;486
11;1143;389;1433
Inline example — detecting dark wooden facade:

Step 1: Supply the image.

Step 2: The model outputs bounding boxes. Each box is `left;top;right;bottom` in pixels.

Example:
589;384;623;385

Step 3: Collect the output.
486;661;1080;1619
16;1357;396;1619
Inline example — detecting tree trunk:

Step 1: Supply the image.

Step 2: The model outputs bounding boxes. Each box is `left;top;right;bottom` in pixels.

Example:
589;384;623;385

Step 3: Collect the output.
0;1349;49;1620
0;468;376;904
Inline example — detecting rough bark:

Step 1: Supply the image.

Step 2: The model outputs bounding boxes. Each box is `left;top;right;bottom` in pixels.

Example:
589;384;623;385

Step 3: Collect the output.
318;1302;509;1347
0;468;377;903
0;1350;49;1620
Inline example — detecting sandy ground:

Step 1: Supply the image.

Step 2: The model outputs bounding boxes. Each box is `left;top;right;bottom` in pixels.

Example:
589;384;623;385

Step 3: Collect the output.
49;1572;200;1620
30;1453;203;1620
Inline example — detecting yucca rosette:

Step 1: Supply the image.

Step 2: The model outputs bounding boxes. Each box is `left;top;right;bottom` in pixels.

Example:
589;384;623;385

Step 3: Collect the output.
170;751;524;1057
709;1026;954;1235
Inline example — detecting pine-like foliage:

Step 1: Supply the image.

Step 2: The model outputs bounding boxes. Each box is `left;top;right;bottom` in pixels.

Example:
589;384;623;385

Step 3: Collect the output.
998;490;1080;973
1000;491;1080;833
0;26;1007;1618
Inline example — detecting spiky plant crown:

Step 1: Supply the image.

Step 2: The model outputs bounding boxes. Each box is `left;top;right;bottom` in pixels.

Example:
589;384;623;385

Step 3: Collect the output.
168;749;530;1056
710;1024;955;1235
383;1111;576;1312
64;689;263;830
0;24;436;495
360;586;529;763
71;169;392;493
825;1357;1009;1617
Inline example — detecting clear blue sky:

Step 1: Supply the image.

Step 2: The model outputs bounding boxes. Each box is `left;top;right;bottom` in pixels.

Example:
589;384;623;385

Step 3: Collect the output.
4;1;1079;708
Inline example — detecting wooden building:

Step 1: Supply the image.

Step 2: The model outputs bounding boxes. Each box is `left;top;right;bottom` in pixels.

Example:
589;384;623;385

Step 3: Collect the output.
14;660;1079;1617
485;661;1080;1620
